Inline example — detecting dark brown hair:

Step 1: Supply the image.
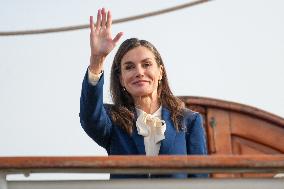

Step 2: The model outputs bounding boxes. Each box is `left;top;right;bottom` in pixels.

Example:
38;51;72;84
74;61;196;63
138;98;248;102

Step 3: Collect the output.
109;38;184;134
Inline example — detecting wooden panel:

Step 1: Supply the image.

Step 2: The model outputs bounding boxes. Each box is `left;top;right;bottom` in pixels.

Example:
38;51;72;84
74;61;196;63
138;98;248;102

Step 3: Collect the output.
232;137;279;178
207;108;234;178
230;112;284;152
206;111;216;154
187;105;206;115
207;108;232;154
181;96;284;178
232;136;281;155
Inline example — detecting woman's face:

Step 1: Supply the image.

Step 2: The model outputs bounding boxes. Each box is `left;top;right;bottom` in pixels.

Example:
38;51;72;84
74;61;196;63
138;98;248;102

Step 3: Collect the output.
120;46;163;100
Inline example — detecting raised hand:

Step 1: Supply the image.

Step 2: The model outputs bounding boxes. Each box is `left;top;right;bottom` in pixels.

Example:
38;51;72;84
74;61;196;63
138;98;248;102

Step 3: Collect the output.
89;8;123;74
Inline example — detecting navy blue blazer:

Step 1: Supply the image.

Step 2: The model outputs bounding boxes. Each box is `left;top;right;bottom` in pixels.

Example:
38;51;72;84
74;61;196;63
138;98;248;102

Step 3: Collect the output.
80;71;208;178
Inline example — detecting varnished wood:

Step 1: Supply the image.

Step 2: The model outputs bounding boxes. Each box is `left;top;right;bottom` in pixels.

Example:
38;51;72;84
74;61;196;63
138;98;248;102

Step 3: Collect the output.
230;112;284;152
180;96;284;127
0;155;283;175
179;96;284;178
207;108;232;154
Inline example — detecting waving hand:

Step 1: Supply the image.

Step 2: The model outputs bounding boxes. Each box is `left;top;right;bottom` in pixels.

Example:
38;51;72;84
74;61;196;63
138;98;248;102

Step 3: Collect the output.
89;8;123;74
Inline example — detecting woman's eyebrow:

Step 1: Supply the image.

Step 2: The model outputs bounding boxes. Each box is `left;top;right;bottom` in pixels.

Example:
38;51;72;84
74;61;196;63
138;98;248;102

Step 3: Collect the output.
122;58;152;65
122;61;134;66
141;58;152;62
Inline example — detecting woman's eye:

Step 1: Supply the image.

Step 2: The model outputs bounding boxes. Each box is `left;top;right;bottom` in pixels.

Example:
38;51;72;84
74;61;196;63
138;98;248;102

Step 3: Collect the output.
143;62;151;68
125;65;134;70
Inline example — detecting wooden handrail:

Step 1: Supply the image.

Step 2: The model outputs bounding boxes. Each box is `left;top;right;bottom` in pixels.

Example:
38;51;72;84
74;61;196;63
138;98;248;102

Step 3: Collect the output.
179;96;284;127
0;155;284;174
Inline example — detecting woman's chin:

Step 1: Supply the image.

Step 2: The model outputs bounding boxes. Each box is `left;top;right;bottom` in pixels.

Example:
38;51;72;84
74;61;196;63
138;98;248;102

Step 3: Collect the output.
130;90;153;98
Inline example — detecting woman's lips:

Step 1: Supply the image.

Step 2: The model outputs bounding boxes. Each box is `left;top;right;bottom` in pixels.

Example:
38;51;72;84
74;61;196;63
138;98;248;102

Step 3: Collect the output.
132;80;149;85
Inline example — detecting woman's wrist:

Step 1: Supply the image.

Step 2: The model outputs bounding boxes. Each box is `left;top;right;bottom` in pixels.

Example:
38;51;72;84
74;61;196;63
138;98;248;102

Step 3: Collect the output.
89;55;106;74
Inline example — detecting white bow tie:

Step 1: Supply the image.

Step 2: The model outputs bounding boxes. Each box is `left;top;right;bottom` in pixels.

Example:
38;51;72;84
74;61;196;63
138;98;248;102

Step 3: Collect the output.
136;110;166;144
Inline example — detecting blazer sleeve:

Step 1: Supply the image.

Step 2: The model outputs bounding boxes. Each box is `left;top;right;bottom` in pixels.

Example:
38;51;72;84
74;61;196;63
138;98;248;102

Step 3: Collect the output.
186;112;208;178
186;113;207;155
79;69;112;149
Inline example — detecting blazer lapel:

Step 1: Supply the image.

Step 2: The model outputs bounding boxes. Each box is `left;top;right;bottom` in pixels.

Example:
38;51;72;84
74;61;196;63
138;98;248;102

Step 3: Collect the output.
159;107;177;154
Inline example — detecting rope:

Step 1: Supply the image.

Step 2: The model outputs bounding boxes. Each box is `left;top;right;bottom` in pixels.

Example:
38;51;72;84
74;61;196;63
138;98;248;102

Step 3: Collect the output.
0;0;213;36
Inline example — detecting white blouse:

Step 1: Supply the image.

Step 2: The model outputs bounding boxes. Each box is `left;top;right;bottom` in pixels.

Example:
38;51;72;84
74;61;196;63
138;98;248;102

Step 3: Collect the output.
88;68;167;156
136;107;166;156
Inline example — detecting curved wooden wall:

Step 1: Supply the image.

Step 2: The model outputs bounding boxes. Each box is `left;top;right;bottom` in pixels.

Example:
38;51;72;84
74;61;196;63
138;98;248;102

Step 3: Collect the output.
179;96;284;178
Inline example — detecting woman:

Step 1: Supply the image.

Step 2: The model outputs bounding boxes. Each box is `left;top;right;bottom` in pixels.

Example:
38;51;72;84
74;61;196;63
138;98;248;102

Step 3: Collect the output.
80;8;208;178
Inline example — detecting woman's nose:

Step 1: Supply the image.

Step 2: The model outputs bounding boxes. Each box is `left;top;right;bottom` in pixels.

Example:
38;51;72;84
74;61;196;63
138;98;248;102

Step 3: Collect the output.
135;65;144;77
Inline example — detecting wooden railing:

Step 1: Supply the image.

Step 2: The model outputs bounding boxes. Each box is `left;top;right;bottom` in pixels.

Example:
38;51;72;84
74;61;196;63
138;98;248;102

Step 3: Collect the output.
1;155;284;189
1;155;284;174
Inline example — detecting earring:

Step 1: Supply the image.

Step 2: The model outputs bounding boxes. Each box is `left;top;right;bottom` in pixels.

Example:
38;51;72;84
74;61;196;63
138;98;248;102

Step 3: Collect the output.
158;80;162;85
123;87;126;91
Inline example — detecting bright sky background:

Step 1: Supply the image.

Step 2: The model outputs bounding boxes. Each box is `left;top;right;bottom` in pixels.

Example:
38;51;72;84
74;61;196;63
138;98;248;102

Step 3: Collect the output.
1;0;284;180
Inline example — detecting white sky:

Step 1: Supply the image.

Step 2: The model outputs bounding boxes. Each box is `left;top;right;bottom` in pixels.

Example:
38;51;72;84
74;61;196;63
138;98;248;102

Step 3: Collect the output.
0;0;284;180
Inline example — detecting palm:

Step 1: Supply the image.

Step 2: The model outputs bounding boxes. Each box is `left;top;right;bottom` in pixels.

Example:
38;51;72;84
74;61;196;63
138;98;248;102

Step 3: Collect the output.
91;29;115;56
90;9;123;57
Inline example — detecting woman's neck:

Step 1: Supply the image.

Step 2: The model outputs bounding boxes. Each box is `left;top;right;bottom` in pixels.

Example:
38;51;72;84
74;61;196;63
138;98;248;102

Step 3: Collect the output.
134;95;160;114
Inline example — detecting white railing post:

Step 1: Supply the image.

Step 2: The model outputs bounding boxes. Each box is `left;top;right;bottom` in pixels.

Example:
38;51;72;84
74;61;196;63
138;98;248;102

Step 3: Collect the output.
0;174;7;189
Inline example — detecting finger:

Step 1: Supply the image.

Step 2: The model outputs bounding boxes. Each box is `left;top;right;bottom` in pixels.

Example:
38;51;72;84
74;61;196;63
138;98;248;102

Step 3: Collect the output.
106;10;112;29
113;32;124;45
95;9;101;32
90;16;95;33
101;8;107;28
